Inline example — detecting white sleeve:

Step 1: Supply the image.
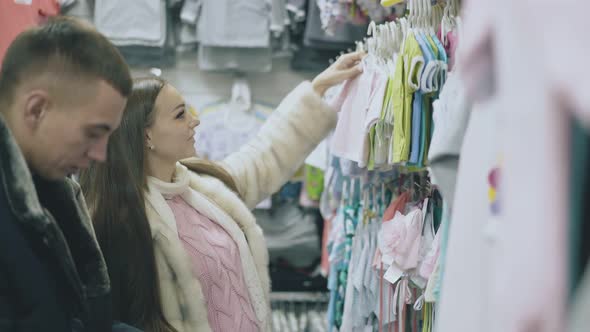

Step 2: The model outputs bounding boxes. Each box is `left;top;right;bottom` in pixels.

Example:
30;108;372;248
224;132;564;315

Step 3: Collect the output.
221;82;337;209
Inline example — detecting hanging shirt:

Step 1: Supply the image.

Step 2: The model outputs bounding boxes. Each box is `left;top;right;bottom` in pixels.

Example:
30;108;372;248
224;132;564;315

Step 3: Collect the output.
370;73;395;169
435;100;500;332
198;0;271;48
94;0;166;47
428;72;470;204
364;68;389;169
392;30;424;164
194;102;272;161
408;32;434;166
330;59;386;168
0;0;60;66
409;90;424;165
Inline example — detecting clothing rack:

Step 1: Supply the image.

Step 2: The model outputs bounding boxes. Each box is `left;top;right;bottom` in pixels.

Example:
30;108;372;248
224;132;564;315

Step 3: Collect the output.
271;292;330;332
271;292;330;303
321;0;461;329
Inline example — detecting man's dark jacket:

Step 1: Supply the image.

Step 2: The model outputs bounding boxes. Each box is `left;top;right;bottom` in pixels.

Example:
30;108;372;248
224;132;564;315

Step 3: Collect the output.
0;113;113;332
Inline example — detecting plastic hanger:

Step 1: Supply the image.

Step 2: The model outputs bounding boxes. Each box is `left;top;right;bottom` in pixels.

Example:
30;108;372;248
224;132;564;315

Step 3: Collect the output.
223;77;259;133
388;21;399;53
366;21;378;57
409;0;415;28
419;0;426;30
424;0;431;34
380;24;390;59
375;25;387;58
426;0;435;34
441;0;452;44
367;20;378;38
427;0;432;30
379;24;391;60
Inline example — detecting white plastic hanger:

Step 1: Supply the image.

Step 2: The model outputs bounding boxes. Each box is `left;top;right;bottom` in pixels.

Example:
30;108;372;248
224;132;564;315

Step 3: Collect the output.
367;20;378;37
387;21;398;53
223;77;258;132
441;0;451;44
230;77;251;112
426;0;436;35
367;21;379;57
419;0;426;30
407;0;413;28
378;24;390;60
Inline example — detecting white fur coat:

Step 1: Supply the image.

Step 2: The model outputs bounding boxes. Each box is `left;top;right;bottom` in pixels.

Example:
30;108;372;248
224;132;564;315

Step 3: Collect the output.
144;82;337;332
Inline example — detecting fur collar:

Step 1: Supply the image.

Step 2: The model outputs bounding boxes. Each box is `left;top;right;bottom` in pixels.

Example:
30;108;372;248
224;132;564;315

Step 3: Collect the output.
0;114;111;311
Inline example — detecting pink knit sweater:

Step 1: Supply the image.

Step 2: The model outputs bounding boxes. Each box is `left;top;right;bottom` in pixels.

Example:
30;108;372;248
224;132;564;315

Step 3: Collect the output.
165;195;261;332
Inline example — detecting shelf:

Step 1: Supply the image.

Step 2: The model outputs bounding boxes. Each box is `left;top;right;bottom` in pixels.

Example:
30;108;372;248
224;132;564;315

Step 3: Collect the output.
270;291;330;303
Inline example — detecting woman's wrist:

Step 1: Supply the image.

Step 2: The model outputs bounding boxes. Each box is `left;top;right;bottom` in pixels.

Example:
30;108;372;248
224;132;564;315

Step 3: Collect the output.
311;79;328;97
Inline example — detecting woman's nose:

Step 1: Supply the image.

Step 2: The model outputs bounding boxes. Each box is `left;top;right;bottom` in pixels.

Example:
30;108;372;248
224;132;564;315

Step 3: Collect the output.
189;117;200;128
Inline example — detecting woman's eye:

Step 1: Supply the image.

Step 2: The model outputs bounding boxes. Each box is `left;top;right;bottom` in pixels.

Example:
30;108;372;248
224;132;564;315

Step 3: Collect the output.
86;131;101;140
175;110;185;119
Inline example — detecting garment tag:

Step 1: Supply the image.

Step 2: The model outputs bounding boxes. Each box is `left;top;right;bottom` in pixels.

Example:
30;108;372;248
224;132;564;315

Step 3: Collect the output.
384;263;404;284
255;197;272;210
14;0;32;5
410;275;427;289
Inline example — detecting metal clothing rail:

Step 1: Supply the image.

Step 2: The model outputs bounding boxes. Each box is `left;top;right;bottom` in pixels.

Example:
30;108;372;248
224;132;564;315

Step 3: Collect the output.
270;292;330;303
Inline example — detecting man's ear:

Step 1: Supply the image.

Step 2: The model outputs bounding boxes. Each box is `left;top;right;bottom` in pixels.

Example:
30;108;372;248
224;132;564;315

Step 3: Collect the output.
23;90;51;131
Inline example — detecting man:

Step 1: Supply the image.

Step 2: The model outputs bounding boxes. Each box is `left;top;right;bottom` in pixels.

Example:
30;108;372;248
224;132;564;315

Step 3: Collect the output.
0;17;135;331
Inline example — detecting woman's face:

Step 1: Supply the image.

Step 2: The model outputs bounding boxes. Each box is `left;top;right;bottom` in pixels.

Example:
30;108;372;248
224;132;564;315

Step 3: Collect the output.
146;84;199;163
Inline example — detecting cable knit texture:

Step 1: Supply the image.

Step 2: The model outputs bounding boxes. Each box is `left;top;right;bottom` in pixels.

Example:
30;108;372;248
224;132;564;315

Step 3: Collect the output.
155;171;260;332
143;81;337;332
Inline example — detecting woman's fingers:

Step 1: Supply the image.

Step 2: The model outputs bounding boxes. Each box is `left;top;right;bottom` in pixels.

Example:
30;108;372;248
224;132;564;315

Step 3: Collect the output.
337;51;366;68
311;52;367;96
338;64;364;81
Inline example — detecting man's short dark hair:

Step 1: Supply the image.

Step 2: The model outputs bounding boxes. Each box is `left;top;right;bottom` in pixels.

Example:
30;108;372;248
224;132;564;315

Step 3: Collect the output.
0;16;132;106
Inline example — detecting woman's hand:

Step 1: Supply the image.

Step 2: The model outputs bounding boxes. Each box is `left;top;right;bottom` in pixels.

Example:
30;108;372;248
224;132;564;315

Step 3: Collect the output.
311;51;366;97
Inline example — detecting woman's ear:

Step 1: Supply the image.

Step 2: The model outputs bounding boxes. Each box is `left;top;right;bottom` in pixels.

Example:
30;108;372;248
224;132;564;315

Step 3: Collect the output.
146;131;154;150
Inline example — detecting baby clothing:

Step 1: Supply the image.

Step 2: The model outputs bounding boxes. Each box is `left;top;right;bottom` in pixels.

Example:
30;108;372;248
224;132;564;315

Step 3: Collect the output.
331;59;388;168
95;0;166;47
382;209;423;271
197;0;270;48
392;30;424;163
0;0;60;65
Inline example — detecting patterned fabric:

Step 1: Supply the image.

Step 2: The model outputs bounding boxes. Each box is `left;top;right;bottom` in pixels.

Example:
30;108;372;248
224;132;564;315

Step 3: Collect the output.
167;195;260;332
335;203;360;327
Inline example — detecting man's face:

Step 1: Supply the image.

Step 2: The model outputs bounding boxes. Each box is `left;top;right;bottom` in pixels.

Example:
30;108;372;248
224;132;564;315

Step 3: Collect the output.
27;80;127;180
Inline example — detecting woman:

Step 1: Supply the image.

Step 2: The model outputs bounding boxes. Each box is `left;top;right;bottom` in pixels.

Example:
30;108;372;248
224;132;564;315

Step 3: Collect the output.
80;52;364;332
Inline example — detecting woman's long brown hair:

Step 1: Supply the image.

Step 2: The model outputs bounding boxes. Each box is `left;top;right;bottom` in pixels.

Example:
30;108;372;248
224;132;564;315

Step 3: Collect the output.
79;77;177;332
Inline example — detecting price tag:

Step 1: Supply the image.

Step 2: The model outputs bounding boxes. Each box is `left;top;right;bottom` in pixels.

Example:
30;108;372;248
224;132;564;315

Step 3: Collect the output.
383;263;404;284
